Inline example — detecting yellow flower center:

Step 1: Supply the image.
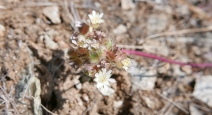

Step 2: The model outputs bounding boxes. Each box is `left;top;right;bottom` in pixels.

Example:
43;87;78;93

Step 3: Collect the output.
93;16;99;24
99;75;107;83
122;58;131;66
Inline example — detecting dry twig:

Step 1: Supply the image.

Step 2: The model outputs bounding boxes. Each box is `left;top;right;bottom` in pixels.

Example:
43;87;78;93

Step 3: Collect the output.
63;0;75;28
165;104;174;115
191;103;212;113
0;86;19;115
146;26;212;39
159;102;171;115
116;44;143;49
82;92;97;115
29;96;58;115
24;2;57;6
70;2;81;22
178;0;212;22
156;92;189;114
40;103;58;115
134;0;158;4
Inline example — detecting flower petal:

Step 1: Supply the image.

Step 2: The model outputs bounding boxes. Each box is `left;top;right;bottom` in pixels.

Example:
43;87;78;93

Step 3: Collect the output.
94;78;98;82
107;87;115;95
104;86;115;95
98;87;108;96
95;73;99;78
107;70;112;74
88;14;93;19
99;13;103;18
109;78;116;83
104;81;110;87
96;83;103;89
92;10;96;15
123;66;129;71
99;19;104;23
106;70;112;77
102;68;106;74
72;40;77;45
99;71;103;77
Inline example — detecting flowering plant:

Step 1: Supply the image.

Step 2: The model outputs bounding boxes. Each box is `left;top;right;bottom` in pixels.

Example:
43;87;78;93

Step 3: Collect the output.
68;10;132;96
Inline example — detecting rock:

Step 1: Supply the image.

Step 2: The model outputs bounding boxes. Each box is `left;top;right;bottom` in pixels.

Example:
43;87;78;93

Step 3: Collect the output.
94;2;101;8
142;97;155;109
0;24;5;37
189;104;203;115
121;0;135;10
46;29;59;38
158;63;170;74
176;4;190;16
73;79;82;90
203;52;212;62
44;34;59;50
147;14;168;35
181;65;192;74
29;41;43;57
57;40;69;49
43;6;61;24
188;0;200;4
166;37;194;44
75;83;82;90
82;94;89;102
128;60;157;90
155;0;162;3
112;24;127;35
192;46;201;55
154;5;173;14
57;38;69;58
123;9;136;25
76;96;83;106
143;40;169;56
7;0;19;3
172;65;185;77
132;72;156;90
193;76;212;108
113;100;123;108
18;40;23;48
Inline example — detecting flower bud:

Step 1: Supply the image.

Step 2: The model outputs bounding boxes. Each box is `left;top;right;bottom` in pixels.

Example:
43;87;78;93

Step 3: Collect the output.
89;52;100;63
78;47;88;55
76;22;89;35
121;58;132;71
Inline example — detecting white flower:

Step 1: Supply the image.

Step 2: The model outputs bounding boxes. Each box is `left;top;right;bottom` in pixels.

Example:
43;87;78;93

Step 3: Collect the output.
121;58;132;71
94;68;116;96
88;10;104;25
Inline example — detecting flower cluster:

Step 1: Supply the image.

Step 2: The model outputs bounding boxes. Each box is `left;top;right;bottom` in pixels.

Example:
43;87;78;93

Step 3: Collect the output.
68;10;132;96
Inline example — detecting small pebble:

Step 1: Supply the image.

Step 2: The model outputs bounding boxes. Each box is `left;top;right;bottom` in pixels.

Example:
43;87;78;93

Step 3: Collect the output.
113;24;127;35
43;6;61;24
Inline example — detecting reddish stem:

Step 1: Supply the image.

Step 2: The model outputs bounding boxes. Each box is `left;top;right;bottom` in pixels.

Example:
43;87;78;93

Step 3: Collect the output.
122;49;212;68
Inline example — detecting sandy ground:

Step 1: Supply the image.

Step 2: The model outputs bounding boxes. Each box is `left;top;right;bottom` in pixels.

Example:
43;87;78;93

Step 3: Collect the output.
0;0;212;115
